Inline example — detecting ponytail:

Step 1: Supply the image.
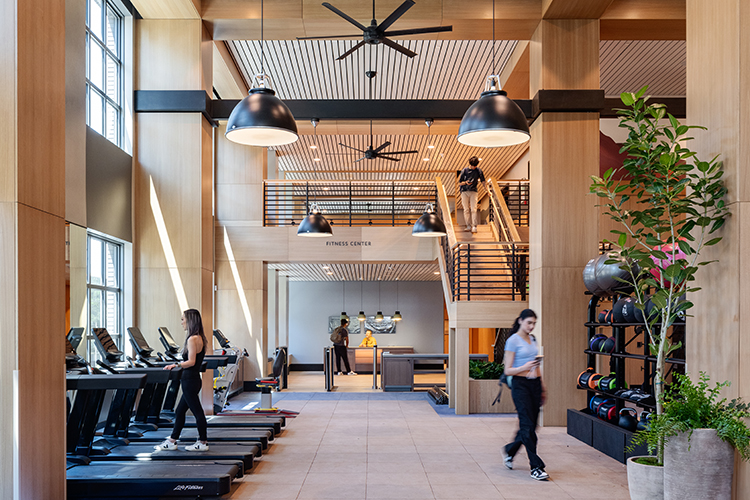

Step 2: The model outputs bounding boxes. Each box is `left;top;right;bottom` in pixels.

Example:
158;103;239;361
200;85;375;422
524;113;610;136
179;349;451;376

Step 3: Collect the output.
510;308;537;334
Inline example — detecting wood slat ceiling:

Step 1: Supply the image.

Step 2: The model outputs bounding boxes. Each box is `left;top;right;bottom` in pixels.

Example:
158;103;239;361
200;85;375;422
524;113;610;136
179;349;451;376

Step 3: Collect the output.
227;39;517;100
275;134;529;192
269;262;441;281
600;40;686;97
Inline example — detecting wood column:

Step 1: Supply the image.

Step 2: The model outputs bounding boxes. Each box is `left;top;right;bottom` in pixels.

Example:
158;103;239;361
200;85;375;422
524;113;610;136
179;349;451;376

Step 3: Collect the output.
686;1;750;497
134;19;214;412
453;328;470;414
0;0;67;497
214;124;269;380
529;19;601;426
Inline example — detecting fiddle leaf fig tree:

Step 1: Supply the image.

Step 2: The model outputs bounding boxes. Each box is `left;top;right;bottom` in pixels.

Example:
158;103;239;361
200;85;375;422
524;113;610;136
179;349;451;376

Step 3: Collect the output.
590;86;730;447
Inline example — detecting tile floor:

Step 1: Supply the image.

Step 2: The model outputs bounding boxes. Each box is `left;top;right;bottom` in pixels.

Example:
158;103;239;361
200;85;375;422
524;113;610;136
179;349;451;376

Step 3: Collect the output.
222;373;630;499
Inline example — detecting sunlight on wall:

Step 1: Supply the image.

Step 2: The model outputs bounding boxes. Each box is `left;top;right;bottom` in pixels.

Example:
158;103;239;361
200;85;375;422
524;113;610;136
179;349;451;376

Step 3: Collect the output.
149;176;189;312
223;227;261;363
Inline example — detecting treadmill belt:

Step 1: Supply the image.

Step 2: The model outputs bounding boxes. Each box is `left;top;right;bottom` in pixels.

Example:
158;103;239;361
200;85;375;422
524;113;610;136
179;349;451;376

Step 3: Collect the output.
127;428;272;449
88;443;260;472
67;461;238;498
178;415;284;434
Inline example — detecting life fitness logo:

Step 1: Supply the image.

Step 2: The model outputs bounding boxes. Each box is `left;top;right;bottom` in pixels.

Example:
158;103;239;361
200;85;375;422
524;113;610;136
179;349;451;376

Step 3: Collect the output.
174;485;204;491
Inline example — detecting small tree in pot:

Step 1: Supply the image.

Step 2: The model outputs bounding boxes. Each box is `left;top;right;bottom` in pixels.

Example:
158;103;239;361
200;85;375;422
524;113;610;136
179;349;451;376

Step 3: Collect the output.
590;85;730;463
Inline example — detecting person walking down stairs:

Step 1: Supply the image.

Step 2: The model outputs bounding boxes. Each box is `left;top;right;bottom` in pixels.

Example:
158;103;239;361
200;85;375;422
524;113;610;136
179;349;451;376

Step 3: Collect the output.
458;156;487;233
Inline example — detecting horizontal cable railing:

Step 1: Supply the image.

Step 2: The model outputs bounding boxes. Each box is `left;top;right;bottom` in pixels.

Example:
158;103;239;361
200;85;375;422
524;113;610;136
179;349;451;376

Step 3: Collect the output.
264;180;438;227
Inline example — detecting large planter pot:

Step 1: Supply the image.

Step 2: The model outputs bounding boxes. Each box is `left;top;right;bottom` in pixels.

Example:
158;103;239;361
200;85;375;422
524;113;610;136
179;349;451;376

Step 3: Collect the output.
468;378;515;414
664;429;734;500
627;456;663;500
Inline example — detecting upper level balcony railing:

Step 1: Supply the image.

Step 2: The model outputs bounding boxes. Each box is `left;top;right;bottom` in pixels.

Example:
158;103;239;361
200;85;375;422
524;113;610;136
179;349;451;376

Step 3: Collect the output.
263;180;438;228
494;180;529;227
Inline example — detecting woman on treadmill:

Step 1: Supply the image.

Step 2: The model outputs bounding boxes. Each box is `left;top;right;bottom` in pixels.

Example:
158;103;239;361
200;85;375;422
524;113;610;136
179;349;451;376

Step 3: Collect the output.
154;308;209;451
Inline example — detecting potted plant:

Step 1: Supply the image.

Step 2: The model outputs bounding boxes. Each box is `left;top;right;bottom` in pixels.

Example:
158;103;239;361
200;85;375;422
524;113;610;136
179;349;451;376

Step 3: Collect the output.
468;360;513;413
628;372;750;500
589;86;730;499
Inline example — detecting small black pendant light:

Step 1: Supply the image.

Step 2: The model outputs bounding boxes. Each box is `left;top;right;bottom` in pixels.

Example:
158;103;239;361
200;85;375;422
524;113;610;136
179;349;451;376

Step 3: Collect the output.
412;118;448;237
375;280;384;322
225;0;298;147
393;279;402;321
457;0;530;148
298;119;333;237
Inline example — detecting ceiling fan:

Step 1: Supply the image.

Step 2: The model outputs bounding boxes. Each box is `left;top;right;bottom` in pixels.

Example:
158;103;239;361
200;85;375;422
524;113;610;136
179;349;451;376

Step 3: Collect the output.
336;121;418;162
297;0;452;60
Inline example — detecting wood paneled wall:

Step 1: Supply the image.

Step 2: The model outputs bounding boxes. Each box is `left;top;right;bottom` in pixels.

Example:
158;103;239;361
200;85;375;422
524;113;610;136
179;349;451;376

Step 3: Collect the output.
134;19;214;409
686;1;750;497
529;19;600;426
0;0;67;497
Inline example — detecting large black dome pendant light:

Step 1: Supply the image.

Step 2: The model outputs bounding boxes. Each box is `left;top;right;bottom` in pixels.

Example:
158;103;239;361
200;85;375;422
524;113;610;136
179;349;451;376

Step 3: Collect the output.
412;118;448;237
457;0;530;148
225;0;299;147
298;119;334;237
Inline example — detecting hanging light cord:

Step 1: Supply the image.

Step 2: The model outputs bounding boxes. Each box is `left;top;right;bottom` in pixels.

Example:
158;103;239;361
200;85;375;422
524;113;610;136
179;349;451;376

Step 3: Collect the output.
492;0;495;75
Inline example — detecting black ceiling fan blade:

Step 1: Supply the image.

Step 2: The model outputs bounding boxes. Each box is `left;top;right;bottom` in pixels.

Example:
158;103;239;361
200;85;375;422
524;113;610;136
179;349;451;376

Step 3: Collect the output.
380;37;417;58
380;150;419;155
336;40;367;60
322;2;369;32
372;141;392;154
296;34;364;40
384;25;453;37
338;142;366;153
377;155;401;162
376;0;415;32
353;156;367;163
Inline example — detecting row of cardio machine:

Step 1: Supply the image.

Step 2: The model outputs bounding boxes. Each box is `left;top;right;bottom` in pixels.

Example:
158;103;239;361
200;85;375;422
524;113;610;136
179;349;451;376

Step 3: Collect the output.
65;325;284;499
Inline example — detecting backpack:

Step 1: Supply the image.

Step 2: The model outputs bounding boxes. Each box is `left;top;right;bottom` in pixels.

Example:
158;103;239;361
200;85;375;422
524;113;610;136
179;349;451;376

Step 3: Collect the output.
330;326;344;344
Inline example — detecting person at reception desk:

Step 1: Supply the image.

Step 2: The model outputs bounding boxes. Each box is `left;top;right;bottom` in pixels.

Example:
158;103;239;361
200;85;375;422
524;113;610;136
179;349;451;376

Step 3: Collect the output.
359;330;377;348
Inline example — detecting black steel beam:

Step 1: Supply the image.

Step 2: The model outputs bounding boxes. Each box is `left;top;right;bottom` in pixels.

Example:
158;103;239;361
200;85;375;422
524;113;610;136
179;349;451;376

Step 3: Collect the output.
134;90;686;122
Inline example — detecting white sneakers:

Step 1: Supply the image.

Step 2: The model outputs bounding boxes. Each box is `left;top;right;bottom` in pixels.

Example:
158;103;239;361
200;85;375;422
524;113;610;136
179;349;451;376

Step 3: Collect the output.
185;441;209;452
347;371;357;376
471;226;477;233
154;439;209;452
154;439;177;451
337;371;343;375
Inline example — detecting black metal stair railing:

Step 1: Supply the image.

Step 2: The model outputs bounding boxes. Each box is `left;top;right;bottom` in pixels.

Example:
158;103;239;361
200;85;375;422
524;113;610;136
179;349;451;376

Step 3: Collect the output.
494;180;529;227
263;180;438;228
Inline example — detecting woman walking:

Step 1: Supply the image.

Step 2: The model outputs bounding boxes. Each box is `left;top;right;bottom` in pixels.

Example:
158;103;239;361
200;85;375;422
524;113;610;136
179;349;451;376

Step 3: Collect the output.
154;308;209;451
502;308;548;480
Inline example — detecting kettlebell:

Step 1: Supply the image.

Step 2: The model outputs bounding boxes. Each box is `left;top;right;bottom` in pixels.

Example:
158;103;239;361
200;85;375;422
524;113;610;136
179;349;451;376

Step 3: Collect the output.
637;410;653;431
618;407;638;431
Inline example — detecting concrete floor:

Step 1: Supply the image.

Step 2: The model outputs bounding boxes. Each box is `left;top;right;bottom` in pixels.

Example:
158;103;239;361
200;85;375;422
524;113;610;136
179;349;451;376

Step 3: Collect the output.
221;372;630;499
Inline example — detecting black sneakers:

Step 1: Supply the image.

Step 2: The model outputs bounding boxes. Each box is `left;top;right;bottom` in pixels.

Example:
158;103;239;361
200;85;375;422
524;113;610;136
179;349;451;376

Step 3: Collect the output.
530;468;550;481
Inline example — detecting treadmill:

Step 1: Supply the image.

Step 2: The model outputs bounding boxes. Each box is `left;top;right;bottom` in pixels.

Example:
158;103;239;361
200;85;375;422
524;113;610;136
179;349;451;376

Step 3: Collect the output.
157;327;286;432
85;366;261;470
66;373;241;499
123;327;276;446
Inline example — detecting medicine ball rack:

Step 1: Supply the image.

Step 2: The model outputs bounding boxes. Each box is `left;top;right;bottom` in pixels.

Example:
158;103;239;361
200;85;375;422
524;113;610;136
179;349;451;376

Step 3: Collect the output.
567;292;685;463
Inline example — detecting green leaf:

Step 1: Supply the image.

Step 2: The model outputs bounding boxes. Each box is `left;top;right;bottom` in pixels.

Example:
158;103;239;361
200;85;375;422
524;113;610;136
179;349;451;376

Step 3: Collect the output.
635;85;648;99
618;233;627;248
621;92;635;106
705;237;722;246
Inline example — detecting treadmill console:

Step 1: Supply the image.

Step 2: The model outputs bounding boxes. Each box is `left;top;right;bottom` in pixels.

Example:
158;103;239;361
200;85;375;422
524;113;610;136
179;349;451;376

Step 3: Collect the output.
158;327;180;354
213;329;231;349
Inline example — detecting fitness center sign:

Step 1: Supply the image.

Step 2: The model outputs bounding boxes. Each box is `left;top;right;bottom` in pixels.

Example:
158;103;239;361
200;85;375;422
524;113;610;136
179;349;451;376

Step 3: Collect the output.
325;240;372;247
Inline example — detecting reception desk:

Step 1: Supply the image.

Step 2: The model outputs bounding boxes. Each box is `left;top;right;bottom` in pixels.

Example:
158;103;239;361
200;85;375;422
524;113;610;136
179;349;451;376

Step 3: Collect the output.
381;353;489;392
346;346;414;373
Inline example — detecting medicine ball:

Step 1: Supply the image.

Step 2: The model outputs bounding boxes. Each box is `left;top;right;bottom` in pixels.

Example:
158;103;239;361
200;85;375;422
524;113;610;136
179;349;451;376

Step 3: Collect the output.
599;336;616;353
612;297;630;323
583;257;606;297
597;373;627;393
620;297;638;323
590;333;607;352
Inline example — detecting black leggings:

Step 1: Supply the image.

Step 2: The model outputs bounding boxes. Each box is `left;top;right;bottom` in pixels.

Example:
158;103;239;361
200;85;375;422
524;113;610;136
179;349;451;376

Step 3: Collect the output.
505;377;545;470
334;344;351;373
171;376;208;442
